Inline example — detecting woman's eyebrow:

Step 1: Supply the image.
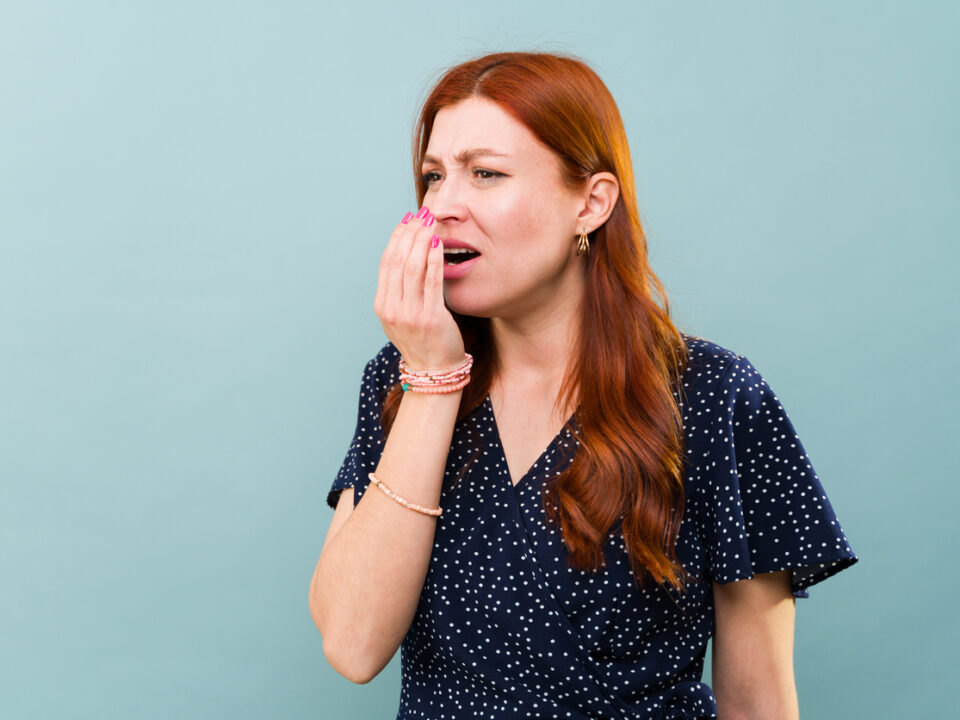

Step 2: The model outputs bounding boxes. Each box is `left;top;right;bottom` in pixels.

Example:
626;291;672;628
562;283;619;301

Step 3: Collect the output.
422;148;510;166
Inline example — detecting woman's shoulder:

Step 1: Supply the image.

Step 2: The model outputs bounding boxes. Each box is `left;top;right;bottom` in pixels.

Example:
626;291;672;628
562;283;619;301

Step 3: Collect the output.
370;340;402;369
351;341;402;394
677;331;744;386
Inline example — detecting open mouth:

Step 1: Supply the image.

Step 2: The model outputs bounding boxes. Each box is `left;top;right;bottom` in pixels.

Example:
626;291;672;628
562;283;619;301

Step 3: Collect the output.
444;249;481;265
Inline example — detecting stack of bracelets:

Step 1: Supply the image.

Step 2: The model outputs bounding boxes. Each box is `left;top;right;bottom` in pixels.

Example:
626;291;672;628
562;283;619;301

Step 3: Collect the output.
398;352;473;394
366;352;474;518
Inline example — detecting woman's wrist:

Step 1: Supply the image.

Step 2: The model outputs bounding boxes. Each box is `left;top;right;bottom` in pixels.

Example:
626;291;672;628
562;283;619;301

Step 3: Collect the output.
399;353;472;393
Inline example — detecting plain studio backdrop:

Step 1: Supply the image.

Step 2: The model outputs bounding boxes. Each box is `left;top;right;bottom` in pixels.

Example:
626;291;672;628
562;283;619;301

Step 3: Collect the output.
1;1;955;718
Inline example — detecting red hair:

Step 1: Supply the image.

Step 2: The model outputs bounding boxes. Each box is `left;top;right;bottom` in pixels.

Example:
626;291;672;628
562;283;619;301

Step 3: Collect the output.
381;51;693;592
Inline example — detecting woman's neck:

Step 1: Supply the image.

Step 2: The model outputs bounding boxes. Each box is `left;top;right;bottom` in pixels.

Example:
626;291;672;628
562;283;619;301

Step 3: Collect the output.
487;254;586;399
489;301;581;394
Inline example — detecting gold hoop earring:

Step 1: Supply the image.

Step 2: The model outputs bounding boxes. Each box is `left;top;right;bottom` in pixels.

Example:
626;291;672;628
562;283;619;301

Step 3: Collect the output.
576;230;590;256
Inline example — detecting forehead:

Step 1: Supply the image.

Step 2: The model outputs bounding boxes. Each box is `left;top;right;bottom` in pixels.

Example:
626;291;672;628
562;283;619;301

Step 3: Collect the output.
424;97;550;167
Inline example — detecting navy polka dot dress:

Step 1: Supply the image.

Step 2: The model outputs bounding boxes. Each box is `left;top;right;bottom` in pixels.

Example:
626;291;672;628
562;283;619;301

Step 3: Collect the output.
327;334;858;719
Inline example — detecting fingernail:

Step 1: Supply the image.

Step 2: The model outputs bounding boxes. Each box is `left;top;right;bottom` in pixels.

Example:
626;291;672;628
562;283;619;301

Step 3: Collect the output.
401;211;414;224
424;214;435;227
415;206;430;218
431;235;439;248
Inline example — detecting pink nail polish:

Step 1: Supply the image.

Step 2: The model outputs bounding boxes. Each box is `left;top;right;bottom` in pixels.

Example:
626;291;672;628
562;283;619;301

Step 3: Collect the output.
425;214;435;227
416;206;430;218
401;211;414;224
431;235;439;248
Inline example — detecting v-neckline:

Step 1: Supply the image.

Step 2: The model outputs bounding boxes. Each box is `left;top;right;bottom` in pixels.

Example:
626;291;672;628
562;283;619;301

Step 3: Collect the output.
483;393;578;491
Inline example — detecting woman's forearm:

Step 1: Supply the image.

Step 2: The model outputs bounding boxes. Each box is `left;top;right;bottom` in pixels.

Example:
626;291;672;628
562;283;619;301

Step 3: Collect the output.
310;389;461;682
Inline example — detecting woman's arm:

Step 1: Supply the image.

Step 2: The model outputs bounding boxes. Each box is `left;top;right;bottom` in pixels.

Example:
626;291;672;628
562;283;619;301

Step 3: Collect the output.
711;570;800;720
308;388;461;684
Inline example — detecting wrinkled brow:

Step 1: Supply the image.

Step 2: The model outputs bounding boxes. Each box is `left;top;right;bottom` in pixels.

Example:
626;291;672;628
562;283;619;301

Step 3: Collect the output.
421;148;509;166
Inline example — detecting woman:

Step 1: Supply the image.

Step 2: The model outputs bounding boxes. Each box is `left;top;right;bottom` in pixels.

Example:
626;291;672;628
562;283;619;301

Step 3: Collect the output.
309;51;858;720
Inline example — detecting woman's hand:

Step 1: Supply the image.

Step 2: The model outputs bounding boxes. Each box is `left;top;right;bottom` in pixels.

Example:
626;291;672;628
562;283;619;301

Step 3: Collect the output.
374;206;466;372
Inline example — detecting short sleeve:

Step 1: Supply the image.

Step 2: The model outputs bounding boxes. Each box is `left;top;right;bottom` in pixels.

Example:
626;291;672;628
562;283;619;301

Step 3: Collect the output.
700;355;859;599
326;344;396;511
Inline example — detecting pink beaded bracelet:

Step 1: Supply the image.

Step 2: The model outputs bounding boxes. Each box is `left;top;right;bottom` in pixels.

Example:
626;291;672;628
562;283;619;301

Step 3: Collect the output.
399;353;473;394
399;352;472;374
401;376;471;394
368;472;442;517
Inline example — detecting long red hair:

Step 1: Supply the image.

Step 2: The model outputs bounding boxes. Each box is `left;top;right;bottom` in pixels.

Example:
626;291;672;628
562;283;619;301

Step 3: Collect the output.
381;51;693;592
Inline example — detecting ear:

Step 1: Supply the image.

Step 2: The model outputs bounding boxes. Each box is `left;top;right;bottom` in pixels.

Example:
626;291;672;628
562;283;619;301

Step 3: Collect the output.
575;172;619;233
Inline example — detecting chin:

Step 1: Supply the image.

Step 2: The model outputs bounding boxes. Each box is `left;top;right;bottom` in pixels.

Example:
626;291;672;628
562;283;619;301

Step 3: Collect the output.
444;293;496;320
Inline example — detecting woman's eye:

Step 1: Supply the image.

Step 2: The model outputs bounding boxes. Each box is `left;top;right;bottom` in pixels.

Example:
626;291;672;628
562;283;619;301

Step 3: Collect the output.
420;169;503;186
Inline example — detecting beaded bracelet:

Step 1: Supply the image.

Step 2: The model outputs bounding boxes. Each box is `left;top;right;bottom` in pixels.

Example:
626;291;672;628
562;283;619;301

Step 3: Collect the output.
399;353;473;394
368;472;442;517
399;353;473;378
400;376;470;394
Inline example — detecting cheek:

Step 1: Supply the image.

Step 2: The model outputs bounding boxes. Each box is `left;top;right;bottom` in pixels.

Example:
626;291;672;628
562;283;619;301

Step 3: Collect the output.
484;194;561;247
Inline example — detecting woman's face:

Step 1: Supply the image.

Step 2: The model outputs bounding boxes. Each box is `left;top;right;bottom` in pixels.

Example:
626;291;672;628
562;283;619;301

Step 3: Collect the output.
422;96;587;320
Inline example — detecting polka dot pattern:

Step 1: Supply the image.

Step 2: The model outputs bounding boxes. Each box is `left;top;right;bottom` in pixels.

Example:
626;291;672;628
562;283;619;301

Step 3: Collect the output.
327;334;859;719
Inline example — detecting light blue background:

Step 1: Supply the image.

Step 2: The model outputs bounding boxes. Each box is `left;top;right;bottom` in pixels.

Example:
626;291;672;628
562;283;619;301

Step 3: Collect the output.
2;1;955;718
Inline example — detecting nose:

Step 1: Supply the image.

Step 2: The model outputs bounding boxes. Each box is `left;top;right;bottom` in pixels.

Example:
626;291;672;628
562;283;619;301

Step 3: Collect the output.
423;173;466;225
